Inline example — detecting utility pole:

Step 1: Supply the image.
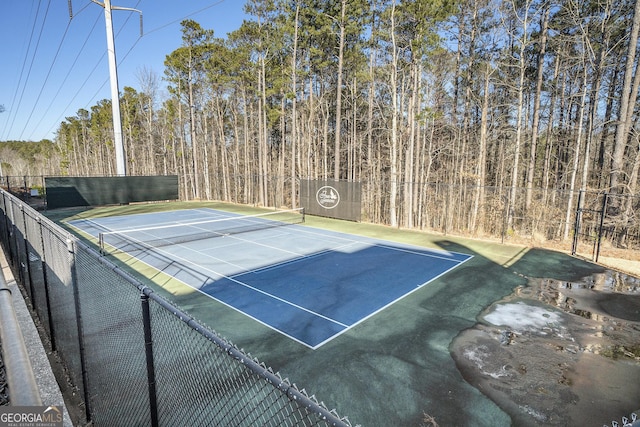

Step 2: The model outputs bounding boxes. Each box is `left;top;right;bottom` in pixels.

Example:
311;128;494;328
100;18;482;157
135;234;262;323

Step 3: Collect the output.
91;0;142;176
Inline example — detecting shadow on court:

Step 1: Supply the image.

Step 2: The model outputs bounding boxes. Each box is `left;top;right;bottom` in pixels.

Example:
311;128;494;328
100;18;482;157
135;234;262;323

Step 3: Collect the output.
260;238;526;426
59;204;638;426
154;232;616;426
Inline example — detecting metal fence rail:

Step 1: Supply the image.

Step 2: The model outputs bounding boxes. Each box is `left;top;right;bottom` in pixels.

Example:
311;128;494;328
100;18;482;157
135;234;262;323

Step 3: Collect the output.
572;190;640;261
2;174;639;252
0;188;353;427
0;259;42;406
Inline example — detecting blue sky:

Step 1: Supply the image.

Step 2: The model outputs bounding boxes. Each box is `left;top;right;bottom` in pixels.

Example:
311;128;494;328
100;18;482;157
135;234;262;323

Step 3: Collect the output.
0;0;248;142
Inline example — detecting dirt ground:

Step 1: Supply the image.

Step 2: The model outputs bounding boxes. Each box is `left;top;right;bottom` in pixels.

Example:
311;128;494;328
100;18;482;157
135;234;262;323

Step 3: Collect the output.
451;269;640;426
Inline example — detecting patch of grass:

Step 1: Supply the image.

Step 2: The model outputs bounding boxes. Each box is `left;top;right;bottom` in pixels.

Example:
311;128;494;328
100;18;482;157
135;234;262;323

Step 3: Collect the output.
601;345;640;360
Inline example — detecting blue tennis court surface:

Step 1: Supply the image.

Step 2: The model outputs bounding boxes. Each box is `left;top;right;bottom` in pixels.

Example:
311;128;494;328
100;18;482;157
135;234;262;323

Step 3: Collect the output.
70;208;472;349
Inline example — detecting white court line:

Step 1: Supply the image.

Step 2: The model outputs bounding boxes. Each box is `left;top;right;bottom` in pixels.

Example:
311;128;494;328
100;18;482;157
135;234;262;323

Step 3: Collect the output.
78;209;474;348
374;243;467;262
158;224;365;277
77;208;231;231
145;224;313;273
106;240;324;349
67;218;116;239
236;241;363;276
308;254;474;349
91;212;310;275
111;230;350;331
285;224;472;259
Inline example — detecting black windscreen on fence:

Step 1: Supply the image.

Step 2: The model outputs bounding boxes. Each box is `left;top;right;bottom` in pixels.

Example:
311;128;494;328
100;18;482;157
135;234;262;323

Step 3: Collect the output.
44;176;179;209
300;180;361;222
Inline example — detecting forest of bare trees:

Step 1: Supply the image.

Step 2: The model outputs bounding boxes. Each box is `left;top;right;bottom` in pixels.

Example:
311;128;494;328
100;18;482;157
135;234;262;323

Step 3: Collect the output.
3;0;640;250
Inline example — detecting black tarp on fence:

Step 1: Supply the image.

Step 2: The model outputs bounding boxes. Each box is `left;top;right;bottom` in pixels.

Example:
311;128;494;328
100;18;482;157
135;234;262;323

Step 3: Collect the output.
44;176;179;209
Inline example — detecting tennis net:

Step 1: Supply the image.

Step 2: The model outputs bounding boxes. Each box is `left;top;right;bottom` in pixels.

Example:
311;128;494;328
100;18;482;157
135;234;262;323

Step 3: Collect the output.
99;208;304;256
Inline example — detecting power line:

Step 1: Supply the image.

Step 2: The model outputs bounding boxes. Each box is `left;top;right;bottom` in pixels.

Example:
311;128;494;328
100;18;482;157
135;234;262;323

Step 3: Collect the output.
4;0;53;140
44;2;144;138
44;31;144;139
19;18;74;140
145;0;226;36
4;0;100;141
7;0;231;141
85;35;144;108
1;0;44;140
29;11;104;140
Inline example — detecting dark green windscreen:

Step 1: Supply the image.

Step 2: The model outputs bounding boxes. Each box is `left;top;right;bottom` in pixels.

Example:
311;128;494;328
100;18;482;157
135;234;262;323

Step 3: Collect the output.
45;176;179;209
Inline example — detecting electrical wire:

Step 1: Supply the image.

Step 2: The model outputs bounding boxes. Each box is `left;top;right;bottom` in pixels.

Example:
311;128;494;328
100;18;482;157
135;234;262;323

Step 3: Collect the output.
1;0;44;140
4;0;53;140
145;0;226;35
82;35;144;115
19;18;74;140
29;11;103;140
45;1;144;136
2;0;94;141
75;0;229;121
6;0;230;141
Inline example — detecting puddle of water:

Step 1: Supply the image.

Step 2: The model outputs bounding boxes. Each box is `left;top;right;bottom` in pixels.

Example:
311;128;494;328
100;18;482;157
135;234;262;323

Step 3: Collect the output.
451;269;640;426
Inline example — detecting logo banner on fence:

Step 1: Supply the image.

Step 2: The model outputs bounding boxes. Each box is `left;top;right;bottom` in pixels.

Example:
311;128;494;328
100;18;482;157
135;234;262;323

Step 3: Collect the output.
300;180;361;222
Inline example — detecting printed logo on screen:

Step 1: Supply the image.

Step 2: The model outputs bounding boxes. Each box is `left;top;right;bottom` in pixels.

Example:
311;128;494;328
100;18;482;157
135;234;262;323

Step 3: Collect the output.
0;406;63;427
316;186;340;209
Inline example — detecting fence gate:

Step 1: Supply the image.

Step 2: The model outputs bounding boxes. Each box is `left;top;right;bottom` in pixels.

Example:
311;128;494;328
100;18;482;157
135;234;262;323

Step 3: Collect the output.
572;191;640;262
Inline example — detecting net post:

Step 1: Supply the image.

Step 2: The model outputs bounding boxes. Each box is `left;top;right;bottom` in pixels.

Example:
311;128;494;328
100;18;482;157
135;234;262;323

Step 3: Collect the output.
301;207;305;223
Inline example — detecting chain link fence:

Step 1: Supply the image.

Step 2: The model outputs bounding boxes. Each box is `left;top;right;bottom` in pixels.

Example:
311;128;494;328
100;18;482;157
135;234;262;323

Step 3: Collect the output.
0;341;6;406
0;188;353;427
3;174;639;249
572;191;640;261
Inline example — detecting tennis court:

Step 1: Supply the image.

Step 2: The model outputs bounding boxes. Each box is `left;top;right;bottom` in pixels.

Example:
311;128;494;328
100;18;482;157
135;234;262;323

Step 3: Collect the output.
52;201;640;426
69;208;472;349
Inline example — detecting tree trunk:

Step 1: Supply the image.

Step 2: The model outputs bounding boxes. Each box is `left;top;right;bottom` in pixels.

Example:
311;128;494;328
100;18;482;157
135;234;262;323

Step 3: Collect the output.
525;5;549;210
259;55;268;206
177;84;189;199
334;0;347;181
290;3;299;208
471;65;492;233
563;69;588;240
389;2;399;228
610;0;640;194
188;64;200;199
